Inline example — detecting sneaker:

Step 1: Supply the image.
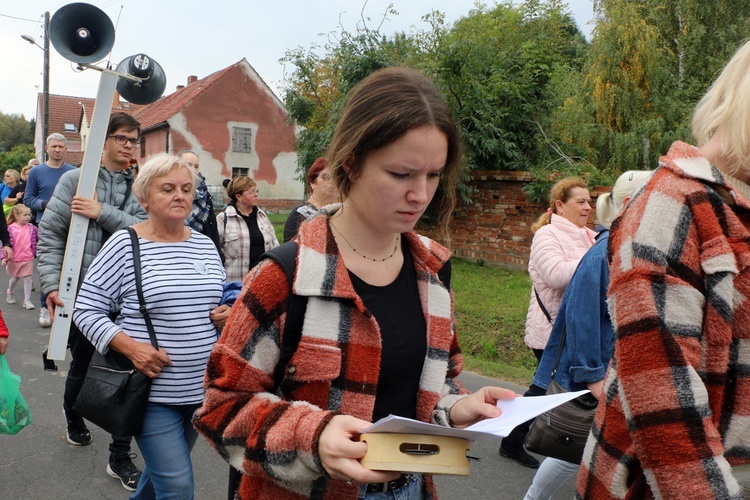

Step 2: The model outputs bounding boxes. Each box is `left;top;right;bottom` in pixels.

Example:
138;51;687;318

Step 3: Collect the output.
23;301;35;310
39;308;51;327
63;407;92;446
107;453;142;492
6;290;15;304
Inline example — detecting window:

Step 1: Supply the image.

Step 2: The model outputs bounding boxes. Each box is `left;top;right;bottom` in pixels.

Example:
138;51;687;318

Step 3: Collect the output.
231;167;249;177
140;136;146;158
64;123;76;131
232;127;252;153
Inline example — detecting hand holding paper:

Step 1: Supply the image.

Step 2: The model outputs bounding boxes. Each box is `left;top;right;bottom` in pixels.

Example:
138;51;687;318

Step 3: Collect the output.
363;390;590;440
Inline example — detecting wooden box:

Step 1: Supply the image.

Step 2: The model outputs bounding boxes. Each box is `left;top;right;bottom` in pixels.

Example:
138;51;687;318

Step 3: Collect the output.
359;433;471;475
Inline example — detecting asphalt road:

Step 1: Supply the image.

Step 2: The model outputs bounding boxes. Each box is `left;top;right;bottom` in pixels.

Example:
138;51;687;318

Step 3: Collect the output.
0;277;577;499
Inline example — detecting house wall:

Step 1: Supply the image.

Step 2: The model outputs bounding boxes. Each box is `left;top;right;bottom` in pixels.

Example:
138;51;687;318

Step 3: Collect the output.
141;128;169;160
168;63;302;200
432;171;605;270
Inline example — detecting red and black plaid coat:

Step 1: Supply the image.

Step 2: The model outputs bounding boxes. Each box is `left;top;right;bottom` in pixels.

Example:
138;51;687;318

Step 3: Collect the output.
194;211;468;499
577;141;750;499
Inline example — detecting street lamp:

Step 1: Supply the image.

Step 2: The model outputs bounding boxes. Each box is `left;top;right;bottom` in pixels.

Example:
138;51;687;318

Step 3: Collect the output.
21;11;50;161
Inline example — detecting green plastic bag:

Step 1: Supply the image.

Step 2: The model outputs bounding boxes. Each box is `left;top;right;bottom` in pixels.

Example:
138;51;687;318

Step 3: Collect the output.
0;355;32;434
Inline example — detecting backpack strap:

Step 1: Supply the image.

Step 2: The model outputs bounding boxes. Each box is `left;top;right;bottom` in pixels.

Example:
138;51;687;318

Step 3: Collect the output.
259;242;306;388
260;243;453;389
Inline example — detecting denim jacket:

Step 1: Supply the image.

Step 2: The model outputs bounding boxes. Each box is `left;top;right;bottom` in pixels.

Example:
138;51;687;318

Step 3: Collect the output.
532;230;614;392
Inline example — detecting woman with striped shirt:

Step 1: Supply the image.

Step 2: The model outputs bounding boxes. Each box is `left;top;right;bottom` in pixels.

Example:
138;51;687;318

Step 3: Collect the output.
73;153;225;499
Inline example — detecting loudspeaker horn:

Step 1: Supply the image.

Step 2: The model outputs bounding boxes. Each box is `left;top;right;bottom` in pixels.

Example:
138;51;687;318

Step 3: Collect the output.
116;54;167;105
49;3;115;64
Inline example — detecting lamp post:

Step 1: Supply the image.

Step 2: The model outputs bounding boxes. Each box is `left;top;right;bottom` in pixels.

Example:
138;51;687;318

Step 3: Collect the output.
21;11;50;161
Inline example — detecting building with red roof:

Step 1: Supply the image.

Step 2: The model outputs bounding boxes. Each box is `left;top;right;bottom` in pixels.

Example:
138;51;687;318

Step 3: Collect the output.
35;58;303;202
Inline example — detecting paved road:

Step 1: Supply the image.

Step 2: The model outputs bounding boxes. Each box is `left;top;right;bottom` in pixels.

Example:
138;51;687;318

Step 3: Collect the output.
0;280;576;499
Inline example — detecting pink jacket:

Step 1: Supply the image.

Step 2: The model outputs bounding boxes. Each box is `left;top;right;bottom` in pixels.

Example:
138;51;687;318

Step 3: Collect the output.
524;214;595;349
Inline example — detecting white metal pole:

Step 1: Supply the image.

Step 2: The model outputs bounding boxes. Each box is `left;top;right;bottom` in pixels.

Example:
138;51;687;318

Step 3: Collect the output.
47;69;118;360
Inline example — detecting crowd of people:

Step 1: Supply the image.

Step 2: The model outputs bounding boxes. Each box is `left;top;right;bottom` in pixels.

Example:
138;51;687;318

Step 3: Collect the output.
1;38;749;499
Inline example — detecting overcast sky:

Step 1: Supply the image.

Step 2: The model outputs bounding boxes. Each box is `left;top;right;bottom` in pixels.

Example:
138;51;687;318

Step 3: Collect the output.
0;0;594;121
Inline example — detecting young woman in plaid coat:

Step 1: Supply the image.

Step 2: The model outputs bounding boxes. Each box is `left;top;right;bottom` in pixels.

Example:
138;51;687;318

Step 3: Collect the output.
194;67;517;499
577;41;750;499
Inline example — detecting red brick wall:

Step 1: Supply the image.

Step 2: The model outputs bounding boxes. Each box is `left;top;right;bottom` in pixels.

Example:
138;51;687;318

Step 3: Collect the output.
445;171;606;270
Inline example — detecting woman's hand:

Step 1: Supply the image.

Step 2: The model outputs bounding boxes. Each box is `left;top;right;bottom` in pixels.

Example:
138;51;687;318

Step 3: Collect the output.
449;386;519;429
318;415;400;484
0;337;7;355
108;331;171;378
587;380;605;401
210;304;232;332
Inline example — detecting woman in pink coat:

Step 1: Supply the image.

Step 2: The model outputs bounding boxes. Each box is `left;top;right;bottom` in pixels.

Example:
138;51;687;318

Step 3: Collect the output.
500;177;595;468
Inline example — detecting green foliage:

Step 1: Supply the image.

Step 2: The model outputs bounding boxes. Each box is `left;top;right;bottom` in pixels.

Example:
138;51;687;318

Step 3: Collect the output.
0;113;33;152
0;144;35;174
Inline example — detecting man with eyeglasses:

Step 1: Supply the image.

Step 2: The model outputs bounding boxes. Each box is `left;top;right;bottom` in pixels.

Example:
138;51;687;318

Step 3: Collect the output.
25;133;76;326
37;112;147;492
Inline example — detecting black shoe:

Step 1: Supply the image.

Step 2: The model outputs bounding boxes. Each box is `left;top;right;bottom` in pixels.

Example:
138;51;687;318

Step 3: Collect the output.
62;407;92;446
499;443;540;468
107;453;142;492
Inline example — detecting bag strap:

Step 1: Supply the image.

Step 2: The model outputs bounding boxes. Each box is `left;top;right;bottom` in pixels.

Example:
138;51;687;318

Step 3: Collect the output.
549;325;567;380
534;288;553;324
127;227;159;350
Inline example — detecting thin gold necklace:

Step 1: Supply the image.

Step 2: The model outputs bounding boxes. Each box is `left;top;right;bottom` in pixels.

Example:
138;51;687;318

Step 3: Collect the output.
330;222;400;262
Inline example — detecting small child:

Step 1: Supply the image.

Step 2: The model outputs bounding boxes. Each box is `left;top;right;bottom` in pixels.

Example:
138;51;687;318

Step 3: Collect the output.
4;205;37;309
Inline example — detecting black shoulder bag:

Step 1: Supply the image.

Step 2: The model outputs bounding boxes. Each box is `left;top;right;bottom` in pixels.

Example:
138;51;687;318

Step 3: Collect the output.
524;324;599;464
73;227;157;437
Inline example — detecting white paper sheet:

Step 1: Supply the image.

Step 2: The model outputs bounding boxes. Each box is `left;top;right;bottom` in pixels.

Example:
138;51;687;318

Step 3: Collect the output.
361;390;590;441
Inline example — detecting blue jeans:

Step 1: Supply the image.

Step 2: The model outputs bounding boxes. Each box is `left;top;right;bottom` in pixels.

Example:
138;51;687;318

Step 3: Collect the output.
130;402;200;500
358;474;424;499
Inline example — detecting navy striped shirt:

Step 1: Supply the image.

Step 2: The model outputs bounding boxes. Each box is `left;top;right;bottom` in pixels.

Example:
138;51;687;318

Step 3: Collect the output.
73;228;225;404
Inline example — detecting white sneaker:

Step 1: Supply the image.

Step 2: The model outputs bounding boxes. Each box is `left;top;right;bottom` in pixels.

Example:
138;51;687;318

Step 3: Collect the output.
39;308;51;327
23;301;35;310
6;290;15;304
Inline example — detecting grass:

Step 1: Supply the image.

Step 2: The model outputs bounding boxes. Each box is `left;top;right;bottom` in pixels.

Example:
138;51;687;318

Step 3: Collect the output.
265;216;535;385
451;259;537;385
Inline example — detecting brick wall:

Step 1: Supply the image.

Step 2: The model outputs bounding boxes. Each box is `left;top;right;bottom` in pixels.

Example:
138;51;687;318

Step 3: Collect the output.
445;171;605;270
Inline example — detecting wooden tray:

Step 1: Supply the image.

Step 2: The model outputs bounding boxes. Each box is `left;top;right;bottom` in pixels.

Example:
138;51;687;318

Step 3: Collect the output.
359;433;471;475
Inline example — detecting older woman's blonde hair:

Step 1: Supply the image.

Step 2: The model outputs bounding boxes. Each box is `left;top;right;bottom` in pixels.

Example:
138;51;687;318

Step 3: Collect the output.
530;177;588;233
132;154;198;205
3;169;20;185
596;171;652;229
692;39;750;172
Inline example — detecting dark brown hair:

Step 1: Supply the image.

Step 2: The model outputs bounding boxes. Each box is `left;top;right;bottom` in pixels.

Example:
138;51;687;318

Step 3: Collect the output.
327;67;462;239
107;112;141;137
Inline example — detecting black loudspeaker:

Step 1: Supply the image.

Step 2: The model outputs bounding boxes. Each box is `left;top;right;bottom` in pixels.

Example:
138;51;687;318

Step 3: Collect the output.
116;54;167;105
49;3;115;64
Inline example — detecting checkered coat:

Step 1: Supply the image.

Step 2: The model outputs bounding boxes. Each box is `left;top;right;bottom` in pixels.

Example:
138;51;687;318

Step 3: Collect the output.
194;212;468;499
577;141;750;499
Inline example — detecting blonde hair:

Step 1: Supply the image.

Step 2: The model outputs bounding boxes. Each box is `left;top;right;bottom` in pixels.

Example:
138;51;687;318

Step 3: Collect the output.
692;39;750;172
132;153;198;205
7;204;30;225
596;171;652;229
531;177;588;233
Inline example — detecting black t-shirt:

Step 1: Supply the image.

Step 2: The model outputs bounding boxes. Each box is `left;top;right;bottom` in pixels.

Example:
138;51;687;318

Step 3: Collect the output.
240;206;266;269
348;242;426;421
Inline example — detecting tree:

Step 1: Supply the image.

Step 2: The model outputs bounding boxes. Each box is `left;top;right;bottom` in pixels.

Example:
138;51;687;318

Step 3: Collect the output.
0;143;35;173
0;113;34;152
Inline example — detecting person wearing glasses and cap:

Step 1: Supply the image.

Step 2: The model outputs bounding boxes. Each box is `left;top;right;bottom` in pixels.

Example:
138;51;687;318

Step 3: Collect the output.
37;112;148;492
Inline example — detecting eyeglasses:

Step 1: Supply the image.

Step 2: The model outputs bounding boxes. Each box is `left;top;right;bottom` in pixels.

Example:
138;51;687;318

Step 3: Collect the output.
108;135;141;148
